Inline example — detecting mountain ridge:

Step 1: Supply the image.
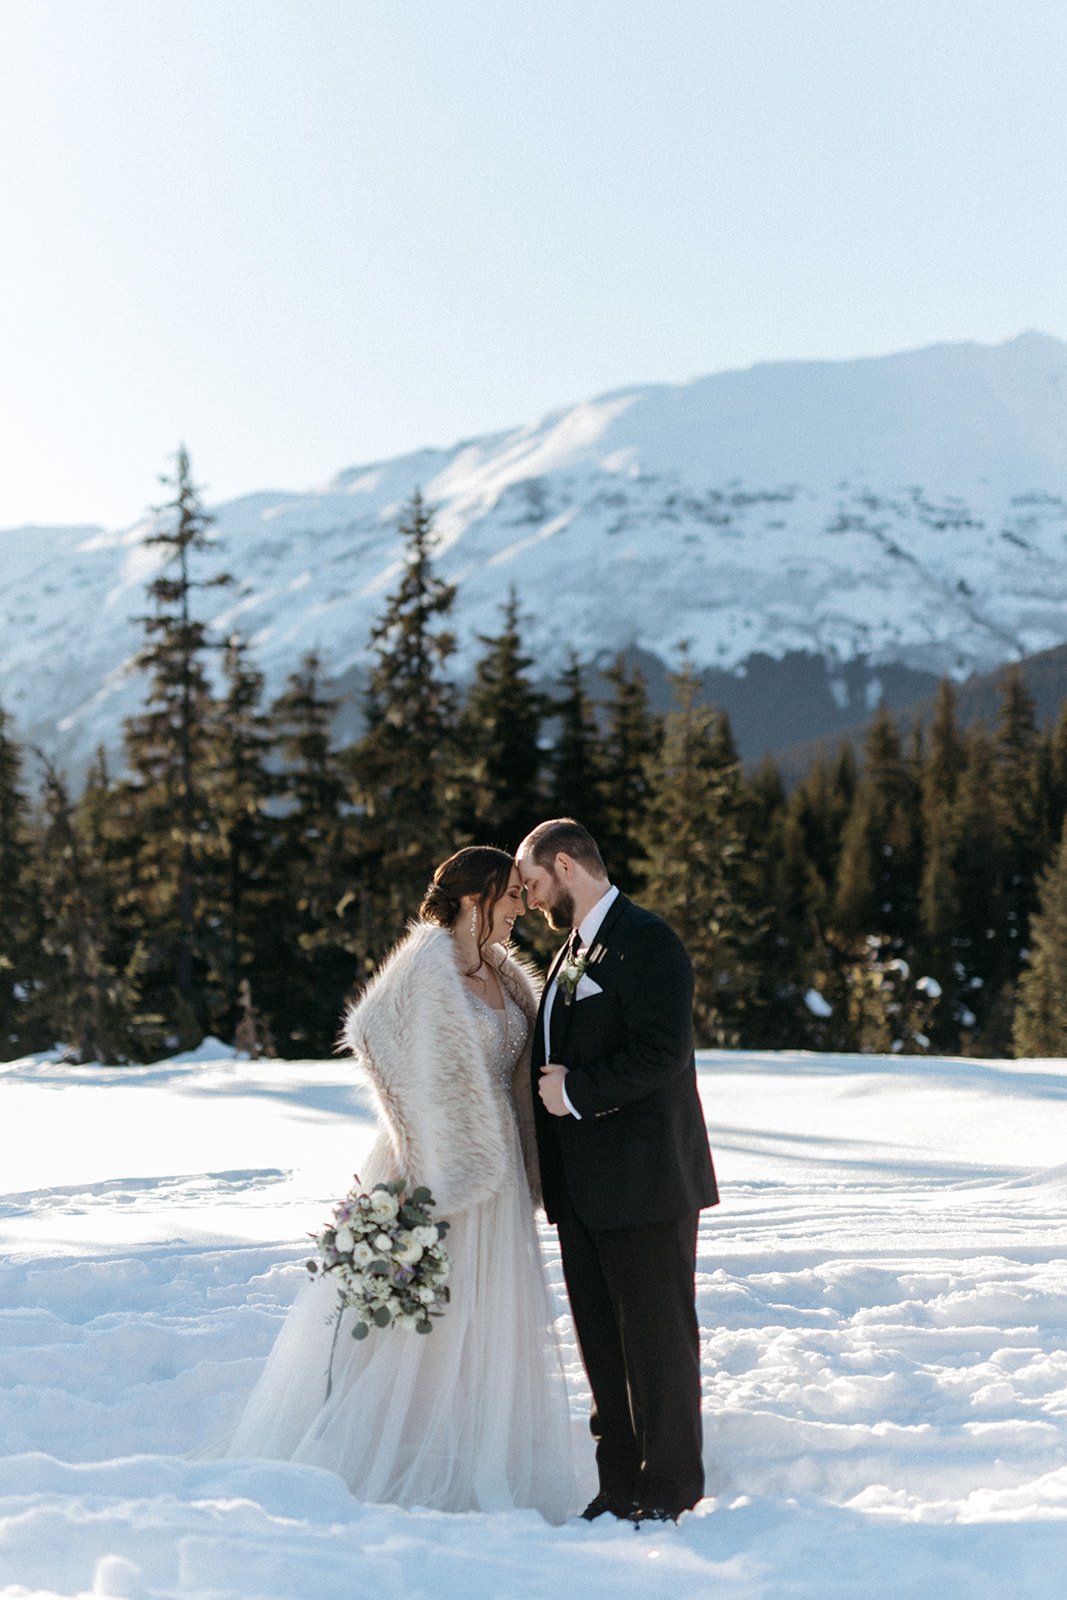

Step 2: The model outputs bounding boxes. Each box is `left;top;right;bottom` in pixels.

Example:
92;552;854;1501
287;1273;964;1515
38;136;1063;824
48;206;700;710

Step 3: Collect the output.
3;330;1067;773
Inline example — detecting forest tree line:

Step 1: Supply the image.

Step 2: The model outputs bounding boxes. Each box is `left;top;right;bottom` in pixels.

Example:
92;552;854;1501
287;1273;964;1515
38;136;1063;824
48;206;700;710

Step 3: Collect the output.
4;448;1067;1064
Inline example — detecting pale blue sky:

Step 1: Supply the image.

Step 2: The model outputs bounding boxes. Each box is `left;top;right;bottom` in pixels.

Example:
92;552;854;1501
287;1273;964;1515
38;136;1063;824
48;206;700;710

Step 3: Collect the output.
2;0;1065;529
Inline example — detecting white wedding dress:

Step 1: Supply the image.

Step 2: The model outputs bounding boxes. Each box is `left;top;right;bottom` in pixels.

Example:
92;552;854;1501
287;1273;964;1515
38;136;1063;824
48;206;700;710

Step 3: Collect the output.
225;987;577;1523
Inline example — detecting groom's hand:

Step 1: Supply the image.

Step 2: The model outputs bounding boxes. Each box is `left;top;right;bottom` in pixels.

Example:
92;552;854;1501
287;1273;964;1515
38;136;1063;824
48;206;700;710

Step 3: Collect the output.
539;1064;571;1117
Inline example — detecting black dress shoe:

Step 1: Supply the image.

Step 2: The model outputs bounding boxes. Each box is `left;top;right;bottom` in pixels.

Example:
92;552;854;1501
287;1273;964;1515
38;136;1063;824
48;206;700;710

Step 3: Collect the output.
580;1491;638;1521
631;1504;680;1524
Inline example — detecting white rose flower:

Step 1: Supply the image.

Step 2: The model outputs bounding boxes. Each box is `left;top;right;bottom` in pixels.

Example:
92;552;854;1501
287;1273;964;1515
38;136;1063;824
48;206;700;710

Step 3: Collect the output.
413;1225;438;1247
394;1235;424;1265
417;1286;437;1304
373;1232;394;1252
351;1240;374;1267
370;1191;400;1222
333;1223;355;1254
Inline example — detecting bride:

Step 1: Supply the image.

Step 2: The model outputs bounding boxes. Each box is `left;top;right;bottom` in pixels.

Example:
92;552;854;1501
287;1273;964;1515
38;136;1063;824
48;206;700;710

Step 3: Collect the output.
225;846;577;1522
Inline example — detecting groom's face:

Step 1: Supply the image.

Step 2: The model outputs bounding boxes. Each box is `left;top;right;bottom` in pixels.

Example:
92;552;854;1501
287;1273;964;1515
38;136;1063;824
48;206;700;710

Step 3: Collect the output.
518;854;575;933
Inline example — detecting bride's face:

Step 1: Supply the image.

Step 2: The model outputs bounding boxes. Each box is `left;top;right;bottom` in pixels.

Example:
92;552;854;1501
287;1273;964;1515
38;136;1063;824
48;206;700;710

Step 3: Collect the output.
487;867;525;944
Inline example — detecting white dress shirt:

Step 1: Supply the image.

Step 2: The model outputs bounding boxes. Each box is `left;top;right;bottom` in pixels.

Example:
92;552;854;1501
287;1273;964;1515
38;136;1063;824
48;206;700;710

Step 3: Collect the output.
543;884;619;1119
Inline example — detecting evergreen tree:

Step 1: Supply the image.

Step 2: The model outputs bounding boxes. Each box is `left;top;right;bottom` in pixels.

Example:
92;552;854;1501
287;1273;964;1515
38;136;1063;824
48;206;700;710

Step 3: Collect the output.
1014;817;1067;1055
748;755;786;837
991;666;1046;968
123;446;231;1033
946;725;1003;1048
923;678;967;804
77;747;149;1005
458;589;546;849
957;666;1047;1051
0;705;42;1055
834;706;921;944
599;654;662;893
352;491;459;942
790;744;855;915
755;801;828;1047
270;651;354;1052
32;755;154;1063
205;635;278;1039
1043;697;1067;844
547;651;611;842
916;679;968;1045
638;661;768;1045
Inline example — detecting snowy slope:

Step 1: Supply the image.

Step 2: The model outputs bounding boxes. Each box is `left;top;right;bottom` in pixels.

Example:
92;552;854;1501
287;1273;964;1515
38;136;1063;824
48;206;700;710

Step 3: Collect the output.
3;1045;1067;1598
3;330;1067;771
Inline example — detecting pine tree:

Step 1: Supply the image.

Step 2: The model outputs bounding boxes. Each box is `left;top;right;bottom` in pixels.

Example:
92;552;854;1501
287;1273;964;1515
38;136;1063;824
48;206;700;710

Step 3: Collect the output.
547;652;611;842
638;661;768;1045
0;705;42;1056
205;635;278;1040
790;744;855;911
755;800;827;1047
1044;697;1067;844
458;589;547;849
77;747;149;1003
916;679;968;1044
1014;818;1067;1056
924;678;968;805
962;666;1047;1051
599;654;662;892
352;491;459;942
123;446;231;1033
32;755;154;1063
992;666;1046;959
834;706;921;944
946;725;1002;1048
270;651;354;1053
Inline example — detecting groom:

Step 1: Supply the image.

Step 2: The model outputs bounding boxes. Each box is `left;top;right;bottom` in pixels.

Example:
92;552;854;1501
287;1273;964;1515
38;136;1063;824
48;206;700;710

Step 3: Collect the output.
516;818;718;1524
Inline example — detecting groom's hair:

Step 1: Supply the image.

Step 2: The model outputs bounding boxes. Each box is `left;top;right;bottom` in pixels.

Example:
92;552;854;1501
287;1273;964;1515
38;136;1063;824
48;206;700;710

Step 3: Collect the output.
522;818;607;878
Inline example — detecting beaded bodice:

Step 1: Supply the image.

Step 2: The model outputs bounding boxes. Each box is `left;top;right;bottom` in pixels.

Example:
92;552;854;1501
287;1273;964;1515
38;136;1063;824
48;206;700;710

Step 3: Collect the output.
468;984;529;1093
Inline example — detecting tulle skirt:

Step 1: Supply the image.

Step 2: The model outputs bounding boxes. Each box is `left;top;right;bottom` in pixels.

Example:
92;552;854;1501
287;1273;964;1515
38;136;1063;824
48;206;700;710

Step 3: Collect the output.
225;1145;577;1523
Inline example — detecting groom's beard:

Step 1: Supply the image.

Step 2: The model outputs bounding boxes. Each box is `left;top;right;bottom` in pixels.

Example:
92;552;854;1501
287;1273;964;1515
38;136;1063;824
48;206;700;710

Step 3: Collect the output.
544;882;576;933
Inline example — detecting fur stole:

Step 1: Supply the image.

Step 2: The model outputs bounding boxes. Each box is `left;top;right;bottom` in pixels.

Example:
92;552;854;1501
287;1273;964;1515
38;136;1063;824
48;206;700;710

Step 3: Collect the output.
340;921;542;1215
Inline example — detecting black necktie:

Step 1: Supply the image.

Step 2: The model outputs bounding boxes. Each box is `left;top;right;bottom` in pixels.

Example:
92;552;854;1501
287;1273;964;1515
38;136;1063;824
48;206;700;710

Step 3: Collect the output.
549;930;582;1059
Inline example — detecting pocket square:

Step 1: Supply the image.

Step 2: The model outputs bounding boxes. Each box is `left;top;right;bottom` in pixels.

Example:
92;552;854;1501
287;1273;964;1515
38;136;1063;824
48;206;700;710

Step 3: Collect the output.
575;974;603;1001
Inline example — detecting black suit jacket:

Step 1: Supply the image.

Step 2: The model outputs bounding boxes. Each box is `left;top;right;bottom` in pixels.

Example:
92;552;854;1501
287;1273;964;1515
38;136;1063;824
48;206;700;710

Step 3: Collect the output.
531;893;718;1231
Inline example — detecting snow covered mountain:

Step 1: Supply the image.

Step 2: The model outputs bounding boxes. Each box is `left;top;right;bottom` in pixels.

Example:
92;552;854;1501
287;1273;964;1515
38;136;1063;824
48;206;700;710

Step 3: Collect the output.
3;329;1067;771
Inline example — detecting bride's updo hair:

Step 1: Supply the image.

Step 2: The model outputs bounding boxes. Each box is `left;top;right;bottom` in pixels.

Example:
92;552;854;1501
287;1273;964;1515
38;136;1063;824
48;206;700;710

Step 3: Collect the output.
420;846;516;964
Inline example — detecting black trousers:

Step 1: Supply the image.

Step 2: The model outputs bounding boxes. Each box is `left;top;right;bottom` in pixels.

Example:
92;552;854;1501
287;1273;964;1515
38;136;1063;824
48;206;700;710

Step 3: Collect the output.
555;1196;704;1513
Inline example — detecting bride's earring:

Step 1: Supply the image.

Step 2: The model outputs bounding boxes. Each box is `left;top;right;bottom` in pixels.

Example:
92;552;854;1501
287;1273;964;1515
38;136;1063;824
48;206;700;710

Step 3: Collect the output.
470;907;478;939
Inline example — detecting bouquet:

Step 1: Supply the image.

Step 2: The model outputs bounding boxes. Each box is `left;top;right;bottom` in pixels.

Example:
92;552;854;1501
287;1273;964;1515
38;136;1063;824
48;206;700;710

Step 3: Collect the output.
307;1177;450;1339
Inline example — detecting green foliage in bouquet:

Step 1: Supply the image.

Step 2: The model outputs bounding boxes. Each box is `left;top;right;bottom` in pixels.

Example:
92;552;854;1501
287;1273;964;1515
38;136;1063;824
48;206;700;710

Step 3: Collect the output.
307;1177;451;1338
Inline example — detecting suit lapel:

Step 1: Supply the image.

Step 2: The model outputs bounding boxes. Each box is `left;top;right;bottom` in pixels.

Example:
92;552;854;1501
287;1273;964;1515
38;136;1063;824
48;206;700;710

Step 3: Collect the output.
549;893;633;1057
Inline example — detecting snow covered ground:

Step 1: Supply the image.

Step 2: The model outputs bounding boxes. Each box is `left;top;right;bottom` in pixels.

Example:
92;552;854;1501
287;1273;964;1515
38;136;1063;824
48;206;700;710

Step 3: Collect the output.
2;1043;1067;1599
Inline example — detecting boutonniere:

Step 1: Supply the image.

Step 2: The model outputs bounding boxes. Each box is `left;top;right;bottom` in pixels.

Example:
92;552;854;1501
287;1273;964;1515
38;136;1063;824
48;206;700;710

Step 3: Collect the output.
556;941;604;1004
